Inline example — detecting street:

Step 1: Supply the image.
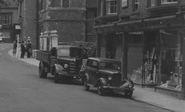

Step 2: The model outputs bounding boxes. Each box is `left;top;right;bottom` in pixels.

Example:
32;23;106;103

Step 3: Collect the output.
0;44;174;112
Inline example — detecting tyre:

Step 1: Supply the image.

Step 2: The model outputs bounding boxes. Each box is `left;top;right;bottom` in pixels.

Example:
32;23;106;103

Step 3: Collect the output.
54;69;59;83
125;90;133;98
39;62;47;78
97;81;105;96
84;77;90;91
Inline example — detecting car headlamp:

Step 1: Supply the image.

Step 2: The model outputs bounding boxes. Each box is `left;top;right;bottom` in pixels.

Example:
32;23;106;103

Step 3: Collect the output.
64;64;68;68
108;76;112;80
128;84;133;88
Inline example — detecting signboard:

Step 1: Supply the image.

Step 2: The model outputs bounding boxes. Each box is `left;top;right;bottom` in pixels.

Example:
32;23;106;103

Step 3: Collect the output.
15;25;21;29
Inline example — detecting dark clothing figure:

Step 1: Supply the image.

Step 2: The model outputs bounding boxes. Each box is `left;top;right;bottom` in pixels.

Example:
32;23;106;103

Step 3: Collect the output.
26;41;32;58
13;41;17;56
20;41;26;58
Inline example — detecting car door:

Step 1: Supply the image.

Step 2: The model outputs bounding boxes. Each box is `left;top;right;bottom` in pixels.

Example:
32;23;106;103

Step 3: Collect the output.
86;59;93;84
90;60;99;85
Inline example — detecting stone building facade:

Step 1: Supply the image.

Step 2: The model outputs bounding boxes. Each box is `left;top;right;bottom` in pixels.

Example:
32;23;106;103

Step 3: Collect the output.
38;0;86;44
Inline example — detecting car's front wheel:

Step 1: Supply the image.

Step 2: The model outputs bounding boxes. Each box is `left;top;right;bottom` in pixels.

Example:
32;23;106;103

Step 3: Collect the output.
97;82;105;96
39;62;47;78
84;77;90;91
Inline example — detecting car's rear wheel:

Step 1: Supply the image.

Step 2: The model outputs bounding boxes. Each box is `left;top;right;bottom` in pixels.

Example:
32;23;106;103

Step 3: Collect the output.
54;69;59;83
84;77;90;91
39;62;47;78
97;82;105;96
125;90;133;98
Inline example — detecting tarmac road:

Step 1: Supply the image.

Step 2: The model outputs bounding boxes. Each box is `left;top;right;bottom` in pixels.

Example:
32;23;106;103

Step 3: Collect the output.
0;44;174;112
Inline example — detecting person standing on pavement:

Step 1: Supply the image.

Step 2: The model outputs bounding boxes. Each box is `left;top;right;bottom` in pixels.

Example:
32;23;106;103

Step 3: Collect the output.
20;41;26;58
16;41;21;58
26;40;32;58
12;40;17;56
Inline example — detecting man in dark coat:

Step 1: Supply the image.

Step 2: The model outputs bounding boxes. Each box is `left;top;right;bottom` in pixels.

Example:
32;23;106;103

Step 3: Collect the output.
26;40;32;58
20;41;26;58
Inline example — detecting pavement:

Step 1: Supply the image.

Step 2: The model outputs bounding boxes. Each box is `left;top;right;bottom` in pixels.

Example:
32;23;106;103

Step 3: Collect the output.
8;49;185;112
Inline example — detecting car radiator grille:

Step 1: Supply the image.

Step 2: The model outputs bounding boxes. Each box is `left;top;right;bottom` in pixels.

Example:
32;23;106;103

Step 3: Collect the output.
110;73;122;87
69;61;81;75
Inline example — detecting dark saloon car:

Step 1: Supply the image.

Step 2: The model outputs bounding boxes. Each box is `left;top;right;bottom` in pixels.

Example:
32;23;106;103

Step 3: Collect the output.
83;57;134;97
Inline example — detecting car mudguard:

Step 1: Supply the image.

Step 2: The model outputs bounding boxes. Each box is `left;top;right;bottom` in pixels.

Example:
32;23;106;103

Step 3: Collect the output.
84;73;90;82
54;64;64;74
96;78;108;87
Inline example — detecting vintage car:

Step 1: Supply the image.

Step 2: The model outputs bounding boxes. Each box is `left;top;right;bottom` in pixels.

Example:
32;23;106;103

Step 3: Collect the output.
83;57;134;97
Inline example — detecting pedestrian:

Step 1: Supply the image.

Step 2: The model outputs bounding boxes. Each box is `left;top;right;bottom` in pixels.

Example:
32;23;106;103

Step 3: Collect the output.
12;40;17;56
20;41;26;58
26;40;32;58
16;41;21;58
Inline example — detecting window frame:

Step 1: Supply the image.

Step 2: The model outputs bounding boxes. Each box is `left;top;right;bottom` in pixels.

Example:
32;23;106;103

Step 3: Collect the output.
106;0;118;15
0;13;12;26
62;0;70;8
122;0;128;8
133;0;139;11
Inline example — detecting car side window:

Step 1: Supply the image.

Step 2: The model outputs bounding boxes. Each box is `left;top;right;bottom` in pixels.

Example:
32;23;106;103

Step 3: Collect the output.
87;60;92;67
91;61;98;69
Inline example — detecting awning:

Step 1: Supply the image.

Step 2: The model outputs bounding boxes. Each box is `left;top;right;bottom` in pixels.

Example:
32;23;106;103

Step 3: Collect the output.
94;14;185;33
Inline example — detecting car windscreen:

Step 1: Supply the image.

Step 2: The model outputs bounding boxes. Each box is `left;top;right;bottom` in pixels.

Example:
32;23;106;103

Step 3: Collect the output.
70;48;82;58
99;62;121;71
57;48;70;57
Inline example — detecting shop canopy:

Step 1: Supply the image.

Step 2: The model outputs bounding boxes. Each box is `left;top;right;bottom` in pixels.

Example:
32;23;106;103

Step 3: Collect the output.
94;14;185;33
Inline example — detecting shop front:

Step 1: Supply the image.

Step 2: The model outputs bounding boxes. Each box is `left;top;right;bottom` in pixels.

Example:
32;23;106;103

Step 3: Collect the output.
95;13;185;99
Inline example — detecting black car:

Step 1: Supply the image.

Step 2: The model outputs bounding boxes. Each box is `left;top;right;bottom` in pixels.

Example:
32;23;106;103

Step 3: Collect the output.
83;57;134;97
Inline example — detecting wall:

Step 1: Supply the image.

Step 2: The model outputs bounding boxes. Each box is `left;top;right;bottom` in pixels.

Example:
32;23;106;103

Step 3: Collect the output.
22;0;37;48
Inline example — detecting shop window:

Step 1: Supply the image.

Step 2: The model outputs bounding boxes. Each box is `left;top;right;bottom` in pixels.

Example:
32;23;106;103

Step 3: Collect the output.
106;0;118;15
161;0;177;4
133;0;139;11
159;30;182;91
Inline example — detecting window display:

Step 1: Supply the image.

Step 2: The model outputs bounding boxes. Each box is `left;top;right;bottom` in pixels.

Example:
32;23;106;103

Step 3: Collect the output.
159;29;182;91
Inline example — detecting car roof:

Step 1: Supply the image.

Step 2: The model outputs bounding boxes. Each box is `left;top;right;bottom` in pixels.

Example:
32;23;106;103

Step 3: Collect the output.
88;57;121;63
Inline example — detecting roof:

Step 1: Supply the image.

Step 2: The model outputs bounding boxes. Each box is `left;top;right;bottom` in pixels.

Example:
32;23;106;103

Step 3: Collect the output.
88;57;121;63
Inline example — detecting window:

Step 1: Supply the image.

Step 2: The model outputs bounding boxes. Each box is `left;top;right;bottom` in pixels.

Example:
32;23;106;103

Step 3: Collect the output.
0;13;12;26
133;0;139;11
122;0;128;8
151;0;155;6
106;0;118;14
161;0;177;4
92;61;98;69
62;0;69;8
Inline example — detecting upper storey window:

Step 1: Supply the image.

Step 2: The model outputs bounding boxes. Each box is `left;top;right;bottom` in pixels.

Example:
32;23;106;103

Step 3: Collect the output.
133;0;139;11
62;0;69;8
106;0;118;14
161;0;177;4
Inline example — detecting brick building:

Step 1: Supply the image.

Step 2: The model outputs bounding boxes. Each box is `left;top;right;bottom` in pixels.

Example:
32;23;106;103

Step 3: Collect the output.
94;0;185;99
0;0;20;42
